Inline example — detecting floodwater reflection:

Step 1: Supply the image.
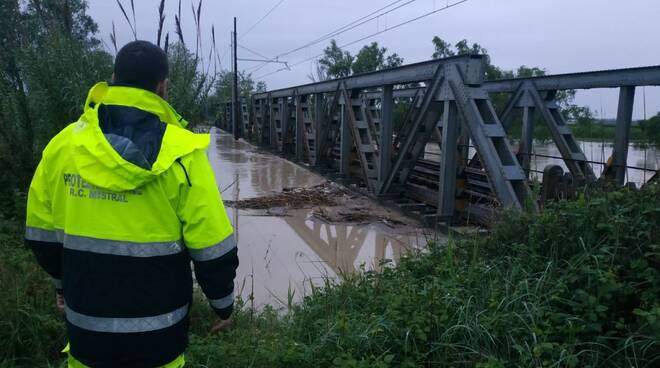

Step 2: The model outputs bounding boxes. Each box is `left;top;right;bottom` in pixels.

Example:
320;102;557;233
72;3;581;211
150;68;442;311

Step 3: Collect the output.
210;129;324;199
208;129;435;307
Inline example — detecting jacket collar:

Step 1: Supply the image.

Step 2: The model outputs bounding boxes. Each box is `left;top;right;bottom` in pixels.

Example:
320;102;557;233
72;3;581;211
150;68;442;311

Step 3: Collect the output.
83;82;189;128
69;82;208;191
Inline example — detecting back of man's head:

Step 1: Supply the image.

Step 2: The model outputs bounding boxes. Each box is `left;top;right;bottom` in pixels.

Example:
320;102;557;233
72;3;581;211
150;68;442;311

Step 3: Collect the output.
113;40;168;92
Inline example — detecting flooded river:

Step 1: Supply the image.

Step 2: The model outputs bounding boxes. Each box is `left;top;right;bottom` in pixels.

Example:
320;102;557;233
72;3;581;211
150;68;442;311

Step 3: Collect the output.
208;128;657;308
208;129;435;308
425;140;659;186
530;140;659;185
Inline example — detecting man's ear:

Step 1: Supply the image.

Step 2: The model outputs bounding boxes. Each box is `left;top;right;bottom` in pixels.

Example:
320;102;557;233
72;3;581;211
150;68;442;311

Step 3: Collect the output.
157;79;169;99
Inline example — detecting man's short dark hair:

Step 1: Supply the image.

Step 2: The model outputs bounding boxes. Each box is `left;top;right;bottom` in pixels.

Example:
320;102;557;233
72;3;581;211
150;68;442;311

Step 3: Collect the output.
114;41;168;92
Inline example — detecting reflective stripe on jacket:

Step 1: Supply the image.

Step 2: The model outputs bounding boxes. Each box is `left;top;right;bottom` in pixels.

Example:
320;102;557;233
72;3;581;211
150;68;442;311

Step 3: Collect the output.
25;82;238;368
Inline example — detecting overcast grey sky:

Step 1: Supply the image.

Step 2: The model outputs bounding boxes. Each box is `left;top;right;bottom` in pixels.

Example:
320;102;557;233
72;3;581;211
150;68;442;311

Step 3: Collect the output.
88;0;660;119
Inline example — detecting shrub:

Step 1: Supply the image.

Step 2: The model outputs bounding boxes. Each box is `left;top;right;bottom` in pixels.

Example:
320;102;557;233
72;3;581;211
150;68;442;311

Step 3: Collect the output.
1;184;658;367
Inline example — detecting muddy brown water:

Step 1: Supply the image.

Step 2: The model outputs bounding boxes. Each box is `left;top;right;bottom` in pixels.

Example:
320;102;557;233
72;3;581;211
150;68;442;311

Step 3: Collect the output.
208;129;438;308
425;140;659;186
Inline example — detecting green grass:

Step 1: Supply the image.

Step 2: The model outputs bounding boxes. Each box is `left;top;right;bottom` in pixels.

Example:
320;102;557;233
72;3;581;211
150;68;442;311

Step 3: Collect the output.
2;184;659;367
0;218;65;367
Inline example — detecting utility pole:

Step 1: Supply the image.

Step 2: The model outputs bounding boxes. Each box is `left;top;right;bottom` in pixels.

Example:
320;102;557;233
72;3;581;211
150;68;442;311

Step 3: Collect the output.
232;17;240;140
643;86;647;121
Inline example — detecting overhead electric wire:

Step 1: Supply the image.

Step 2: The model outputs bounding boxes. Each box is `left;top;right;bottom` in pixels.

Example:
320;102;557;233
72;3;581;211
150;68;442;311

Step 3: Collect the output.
240;0;286;40
246;61;273;74
246;0;414;75
274;0;419;59
241;0;413;74
237;44;290;75
255;0;469;80
238;44;272;61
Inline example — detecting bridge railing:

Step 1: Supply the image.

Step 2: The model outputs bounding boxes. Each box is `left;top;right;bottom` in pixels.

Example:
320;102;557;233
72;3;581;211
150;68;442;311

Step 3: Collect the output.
219;56;660;224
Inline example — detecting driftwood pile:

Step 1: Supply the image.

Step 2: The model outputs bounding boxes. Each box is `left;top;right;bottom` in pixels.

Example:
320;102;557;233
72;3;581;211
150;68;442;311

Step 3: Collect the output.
224;182;412;227
224;182;347;209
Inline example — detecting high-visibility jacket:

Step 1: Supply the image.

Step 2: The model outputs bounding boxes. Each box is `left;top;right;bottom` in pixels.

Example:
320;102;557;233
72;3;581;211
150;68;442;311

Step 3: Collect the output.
25;82;238;368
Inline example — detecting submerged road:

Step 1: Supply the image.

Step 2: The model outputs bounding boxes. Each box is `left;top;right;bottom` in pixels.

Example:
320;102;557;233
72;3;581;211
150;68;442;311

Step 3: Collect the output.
207;128;438;307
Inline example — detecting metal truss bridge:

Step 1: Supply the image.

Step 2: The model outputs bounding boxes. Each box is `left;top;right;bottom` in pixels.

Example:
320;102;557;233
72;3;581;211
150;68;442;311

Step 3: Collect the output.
218;55;660;225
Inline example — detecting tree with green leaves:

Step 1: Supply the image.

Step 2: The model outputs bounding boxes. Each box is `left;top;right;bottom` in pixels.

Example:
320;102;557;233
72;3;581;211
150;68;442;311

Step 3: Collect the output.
316;40;404;79
318;40;354;79
167;42;217;126
214;70;267;102
352;42;403;74
431;36;455;59
0;0;112;207
639;112;660;145
431;37;595;142
209;70;266;122
432;37;513;80
431;37;579;108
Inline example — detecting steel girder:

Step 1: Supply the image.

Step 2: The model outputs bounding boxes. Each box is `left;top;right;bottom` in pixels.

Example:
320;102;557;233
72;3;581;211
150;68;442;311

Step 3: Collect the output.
527;84;597;183
340;85;381;192
253;55;486;99
611;87;636;185
379;63;446;195
365;64;660;100
240;97;250;139
446;64;534;210
235;57;660;222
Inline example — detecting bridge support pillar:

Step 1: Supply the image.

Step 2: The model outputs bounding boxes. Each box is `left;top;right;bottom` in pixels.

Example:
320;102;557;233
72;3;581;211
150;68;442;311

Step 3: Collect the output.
520;106;535;177
314;93;324;166
281;97;290;153
339;101;351;175
613;86;636;185
378;85;394;192
438;100;459;221
295;95;305;161
269;98;277;149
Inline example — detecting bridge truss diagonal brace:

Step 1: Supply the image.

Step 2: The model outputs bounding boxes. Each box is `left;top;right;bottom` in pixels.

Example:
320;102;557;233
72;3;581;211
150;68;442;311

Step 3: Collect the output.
447;64;535;210
261;96;269;145
612;86;636;185
340;85;381;192
317;85;342;165
280;97;292;153
378;86;394;188
378;64;447;195
294;94;305;162
310;93;324;166
239;98;250;139
437;100;460;220
525;82;597;183
268;96;278;149
499;83;527;129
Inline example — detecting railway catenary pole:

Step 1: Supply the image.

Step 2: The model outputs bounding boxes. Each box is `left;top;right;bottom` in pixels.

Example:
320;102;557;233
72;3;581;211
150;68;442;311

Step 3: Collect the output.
232;17;240;140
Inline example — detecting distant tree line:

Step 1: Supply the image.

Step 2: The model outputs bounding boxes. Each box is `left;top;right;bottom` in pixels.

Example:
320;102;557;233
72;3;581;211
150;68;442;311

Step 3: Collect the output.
639;113;660;145
310;40;404;81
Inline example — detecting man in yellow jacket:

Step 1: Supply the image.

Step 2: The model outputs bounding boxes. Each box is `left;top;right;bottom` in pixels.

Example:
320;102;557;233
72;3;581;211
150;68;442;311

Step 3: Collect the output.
25;40;238;367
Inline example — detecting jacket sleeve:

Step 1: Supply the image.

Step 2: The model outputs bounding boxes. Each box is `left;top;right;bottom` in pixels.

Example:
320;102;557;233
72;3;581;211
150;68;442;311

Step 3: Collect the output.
177;149;238;319
25;158;64;294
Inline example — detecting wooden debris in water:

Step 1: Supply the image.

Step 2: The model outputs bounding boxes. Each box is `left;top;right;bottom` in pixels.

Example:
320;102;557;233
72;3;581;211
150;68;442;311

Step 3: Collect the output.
224;182;348;209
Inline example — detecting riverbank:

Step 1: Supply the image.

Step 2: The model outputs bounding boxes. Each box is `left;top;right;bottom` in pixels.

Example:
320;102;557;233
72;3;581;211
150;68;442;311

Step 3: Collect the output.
2;183;659;367
508;121;652;144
